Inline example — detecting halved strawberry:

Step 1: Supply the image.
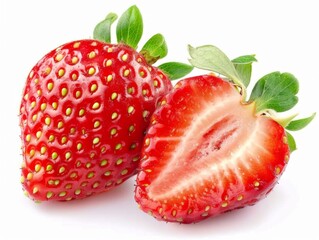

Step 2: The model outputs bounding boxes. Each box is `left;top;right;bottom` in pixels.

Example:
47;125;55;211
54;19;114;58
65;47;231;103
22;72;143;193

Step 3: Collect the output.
135;45;315;223
19;5;192;202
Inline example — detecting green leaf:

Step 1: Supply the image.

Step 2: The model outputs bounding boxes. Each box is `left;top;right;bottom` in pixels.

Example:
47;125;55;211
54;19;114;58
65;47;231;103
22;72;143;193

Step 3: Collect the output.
285;113;316;131
188;45;243;87
286;131;297;152
158;62;193;80
232;55;257;64
116;5;143;49
93;13;118;43
232;55;257;87
140;34;168;65
249;72;299;113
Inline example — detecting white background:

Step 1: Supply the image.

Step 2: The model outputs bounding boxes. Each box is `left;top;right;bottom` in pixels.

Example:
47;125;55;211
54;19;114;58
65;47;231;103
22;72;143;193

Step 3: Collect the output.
1;0;319;239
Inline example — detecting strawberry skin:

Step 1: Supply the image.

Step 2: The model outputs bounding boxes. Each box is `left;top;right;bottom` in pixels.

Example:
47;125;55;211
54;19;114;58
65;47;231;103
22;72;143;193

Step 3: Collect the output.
135;75;289;223
20;39;172;201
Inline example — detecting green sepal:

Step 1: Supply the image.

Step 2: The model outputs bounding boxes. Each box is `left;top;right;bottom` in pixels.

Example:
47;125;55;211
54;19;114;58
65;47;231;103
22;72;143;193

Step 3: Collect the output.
285;113;316;131
188;45;242;86
232;55;257;88
158;62;193;80
140;34;168;65
116;5;143;49
249;72;299;113
286;131;297;152
93;13;118;43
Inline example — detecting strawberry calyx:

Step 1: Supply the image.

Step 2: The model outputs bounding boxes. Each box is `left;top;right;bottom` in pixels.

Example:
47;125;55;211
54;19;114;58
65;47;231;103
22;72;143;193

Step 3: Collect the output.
188;44;315;152
93;5;193;79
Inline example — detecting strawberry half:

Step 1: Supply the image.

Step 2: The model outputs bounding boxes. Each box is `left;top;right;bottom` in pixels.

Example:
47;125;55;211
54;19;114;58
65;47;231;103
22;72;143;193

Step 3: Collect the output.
135;45;315;223
19;6;192;202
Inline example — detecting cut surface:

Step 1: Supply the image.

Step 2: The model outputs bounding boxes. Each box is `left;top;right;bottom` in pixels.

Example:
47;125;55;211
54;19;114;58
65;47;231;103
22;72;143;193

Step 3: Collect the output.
135;75;289;223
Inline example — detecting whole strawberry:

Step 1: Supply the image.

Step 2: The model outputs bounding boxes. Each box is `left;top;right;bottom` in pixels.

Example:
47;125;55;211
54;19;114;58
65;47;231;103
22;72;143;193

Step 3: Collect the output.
19;5;192;202
135;45;315;223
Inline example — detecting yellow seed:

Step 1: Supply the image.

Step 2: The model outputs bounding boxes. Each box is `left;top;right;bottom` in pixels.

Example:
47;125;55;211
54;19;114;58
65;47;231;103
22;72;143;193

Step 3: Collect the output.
121;169;128;175
47;82;54;91
106;59;112;67
254;181;260;187
70;127;76;134
237;194;244;201
40;146;47;154
205;206;210;211
132;156;139;162
77;143;82;151
93;182;100;188
104;171;111;176
100;146;106;153
142;89;148;96
161;100;167;105
36;131;42;139
75;90;82;99
221;202;228;208
74;189;81;195
111;112;118;120
86;162;92;168
73;42;80;48
58;121;64;129
65;152;71;160
46;165;53;171
29;149;35;158
58;69;65;77
24;93;29;100
87;172;94;179
111;92;118;100
65;183;72;189
93;137;100;145
33;187;39;194
52;102;58;110
46;191;53;199
128;106;134;114
130;143;136;149
140;71;145;77
201;212;209;217
61;87;68;97
129;125;135;132
143;110;149;118
30;101;36;109
59;191;67;197
116;158;123;165
54;180;60;186
285;155;289;163
71;56;79;64
48;135;55;142
275;166;281;175
90;84;97;92
27;172;33;180
25;134;31;142
100;159;108;167
65;108;72;116
32;114;38;122
283;136;288;144
92;102;100;110
40;103;47;111
59;166;65;174
88;51;96;59
71;73;78;80
55;53;63;62
35;164;41;172
52;152;58;160
153;80;159;87
145;138;150;146
20;176;25;183
29;71;34;78
45;67;51;75
115;143;122;150
107;47;113;53
70;172;77;178
137;57;142;63
88;67;95;75
45;117;51;125
172;210;177;217
127;87;134;94
93;120;100;128
123;69;130;77
121;53;128;61
110;128;117;136
107;74;113;82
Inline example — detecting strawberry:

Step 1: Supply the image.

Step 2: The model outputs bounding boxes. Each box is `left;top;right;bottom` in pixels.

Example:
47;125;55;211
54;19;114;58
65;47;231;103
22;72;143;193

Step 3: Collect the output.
135;45;315;223
19;5;192;202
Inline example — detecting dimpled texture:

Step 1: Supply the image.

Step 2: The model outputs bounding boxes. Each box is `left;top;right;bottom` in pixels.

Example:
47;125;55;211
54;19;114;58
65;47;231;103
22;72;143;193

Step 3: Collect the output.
19;39;172;201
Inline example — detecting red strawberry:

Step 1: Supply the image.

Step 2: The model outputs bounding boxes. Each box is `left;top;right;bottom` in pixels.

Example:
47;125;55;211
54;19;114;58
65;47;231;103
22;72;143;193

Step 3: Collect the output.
19;6;192;202
135;45;315;223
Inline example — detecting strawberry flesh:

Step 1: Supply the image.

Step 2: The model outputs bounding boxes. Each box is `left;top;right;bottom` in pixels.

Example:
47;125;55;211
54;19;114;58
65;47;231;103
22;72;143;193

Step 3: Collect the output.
135;75;289;223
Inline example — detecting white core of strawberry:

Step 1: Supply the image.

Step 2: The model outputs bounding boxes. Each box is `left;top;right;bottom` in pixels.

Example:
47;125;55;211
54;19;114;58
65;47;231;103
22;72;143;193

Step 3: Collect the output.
147;93;266;201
